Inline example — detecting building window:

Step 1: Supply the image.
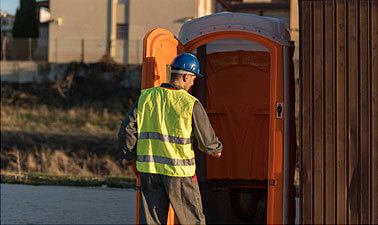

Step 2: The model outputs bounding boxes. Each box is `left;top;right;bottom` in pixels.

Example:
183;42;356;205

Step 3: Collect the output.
117;24;128;40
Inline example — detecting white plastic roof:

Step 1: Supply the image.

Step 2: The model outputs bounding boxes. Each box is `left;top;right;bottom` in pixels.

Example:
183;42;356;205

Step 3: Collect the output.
178;12;291;46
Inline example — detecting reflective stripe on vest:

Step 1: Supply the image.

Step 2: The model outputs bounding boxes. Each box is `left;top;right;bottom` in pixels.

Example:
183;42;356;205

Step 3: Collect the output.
136;86;198;177
138;132;193;145
137;155;196;166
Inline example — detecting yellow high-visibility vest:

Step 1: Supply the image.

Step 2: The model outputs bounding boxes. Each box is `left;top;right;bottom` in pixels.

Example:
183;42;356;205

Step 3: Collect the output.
136;86;198;177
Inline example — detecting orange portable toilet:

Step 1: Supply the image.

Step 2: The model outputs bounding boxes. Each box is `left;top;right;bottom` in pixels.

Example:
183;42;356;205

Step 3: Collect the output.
134;12;296;224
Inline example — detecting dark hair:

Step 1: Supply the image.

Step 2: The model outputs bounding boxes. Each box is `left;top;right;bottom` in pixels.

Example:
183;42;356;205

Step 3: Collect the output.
170;72;183;82
170;67;185;82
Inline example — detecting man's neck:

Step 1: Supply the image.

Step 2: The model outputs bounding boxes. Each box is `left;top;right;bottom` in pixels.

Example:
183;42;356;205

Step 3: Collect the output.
170;80;185;90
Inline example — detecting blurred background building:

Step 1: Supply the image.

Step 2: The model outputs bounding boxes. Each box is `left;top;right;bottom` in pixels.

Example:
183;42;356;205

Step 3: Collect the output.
0;12;15;60
47;0;216;64
1;0;298;65
0;12;15;39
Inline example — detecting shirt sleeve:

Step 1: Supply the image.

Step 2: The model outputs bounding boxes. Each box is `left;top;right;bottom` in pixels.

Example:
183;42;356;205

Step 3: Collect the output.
118;100;138;161
192;101;223;155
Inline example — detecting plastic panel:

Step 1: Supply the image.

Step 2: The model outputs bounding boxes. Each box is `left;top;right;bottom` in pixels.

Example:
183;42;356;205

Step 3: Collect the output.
205;51;271;180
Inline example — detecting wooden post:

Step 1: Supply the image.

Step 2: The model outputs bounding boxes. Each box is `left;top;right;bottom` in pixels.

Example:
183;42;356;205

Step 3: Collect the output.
16;150;21;175
81;39;85;62
28;38;32;61
2;36;6;60
55;39;58;62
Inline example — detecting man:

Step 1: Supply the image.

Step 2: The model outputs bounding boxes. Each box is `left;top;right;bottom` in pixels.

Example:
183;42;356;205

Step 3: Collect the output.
118;53;222;225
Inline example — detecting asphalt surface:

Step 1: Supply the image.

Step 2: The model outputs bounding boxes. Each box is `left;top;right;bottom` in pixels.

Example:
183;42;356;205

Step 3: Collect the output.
1;183;136;224
1;183;299;224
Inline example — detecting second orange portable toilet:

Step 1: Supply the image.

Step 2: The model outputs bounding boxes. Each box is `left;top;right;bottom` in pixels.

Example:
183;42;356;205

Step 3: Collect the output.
134;12;296;224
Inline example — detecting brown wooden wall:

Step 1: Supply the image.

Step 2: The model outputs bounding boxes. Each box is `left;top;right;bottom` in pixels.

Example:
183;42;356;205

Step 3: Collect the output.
299;0;378;224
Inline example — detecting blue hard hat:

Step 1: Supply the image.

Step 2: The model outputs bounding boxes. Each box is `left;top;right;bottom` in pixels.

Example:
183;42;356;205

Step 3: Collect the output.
171;53;204;77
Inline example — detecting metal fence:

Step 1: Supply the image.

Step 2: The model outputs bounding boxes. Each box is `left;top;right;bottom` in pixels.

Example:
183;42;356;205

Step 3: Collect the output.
1;37;143;64
1;37;48;61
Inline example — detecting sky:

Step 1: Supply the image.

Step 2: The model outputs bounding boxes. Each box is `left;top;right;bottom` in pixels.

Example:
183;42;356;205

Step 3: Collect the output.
0;0;20;15
0;0;45;15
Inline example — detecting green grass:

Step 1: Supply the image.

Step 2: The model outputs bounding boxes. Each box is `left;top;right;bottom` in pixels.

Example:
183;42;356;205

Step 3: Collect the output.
1;170;135;188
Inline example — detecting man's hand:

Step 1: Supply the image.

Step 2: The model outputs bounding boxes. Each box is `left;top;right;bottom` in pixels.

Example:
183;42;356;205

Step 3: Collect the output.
121;159;135;168
212;153;222;158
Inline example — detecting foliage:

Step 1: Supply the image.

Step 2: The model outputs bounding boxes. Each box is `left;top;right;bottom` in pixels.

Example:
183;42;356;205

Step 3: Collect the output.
1;80;139;115
12;0;39;38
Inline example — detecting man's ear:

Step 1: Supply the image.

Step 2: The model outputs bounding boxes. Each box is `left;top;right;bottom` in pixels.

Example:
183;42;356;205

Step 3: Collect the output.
183;74;189;82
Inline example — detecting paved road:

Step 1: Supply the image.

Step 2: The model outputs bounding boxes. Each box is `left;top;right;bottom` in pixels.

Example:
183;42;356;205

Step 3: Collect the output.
1;184;299;224
1;184;136;224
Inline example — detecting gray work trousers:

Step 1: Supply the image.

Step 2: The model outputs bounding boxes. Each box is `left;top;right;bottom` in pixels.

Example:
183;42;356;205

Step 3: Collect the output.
139;172;206;225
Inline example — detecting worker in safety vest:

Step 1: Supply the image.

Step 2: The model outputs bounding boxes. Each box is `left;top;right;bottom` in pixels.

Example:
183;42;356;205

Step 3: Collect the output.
118;53;223;225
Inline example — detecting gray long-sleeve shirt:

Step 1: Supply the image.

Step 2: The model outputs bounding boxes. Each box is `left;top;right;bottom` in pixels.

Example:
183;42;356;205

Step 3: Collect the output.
118;83;223;161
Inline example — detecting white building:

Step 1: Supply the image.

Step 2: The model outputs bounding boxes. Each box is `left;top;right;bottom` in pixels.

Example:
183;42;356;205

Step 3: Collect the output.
48;0;217;64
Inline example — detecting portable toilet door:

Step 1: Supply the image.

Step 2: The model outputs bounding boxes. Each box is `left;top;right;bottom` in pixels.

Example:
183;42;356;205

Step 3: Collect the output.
136;12;296;224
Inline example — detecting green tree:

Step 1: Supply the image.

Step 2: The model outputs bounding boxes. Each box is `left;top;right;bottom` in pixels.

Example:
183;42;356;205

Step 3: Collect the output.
12;0;39;38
